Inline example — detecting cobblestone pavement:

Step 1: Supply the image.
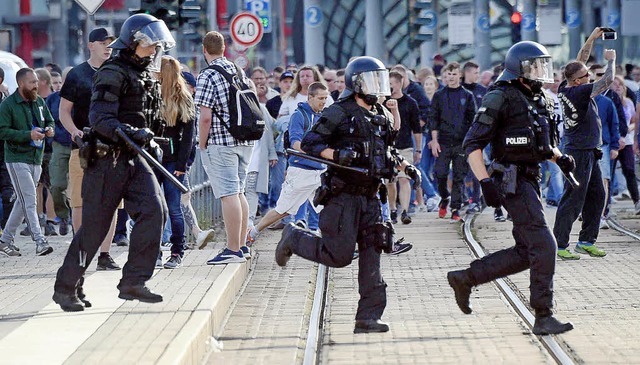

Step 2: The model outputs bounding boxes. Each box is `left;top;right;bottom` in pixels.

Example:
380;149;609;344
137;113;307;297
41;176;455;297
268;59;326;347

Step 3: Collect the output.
2;196;639;364
473;199;640;364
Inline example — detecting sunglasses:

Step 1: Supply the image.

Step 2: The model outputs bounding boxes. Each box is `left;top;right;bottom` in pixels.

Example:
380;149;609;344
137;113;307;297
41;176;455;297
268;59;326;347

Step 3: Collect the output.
595;72;605;77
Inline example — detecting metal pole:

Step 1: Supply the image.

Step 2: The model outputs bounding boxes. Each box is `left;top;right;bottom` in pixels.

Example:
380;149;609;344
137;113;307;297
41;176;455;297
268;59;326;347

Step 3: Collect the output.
521;0;536;41
419;41;437;69
365;0;385;62
50;0;68;67
474;0;491;71
303;0;325;65
207;0;217;30
566;0;581;60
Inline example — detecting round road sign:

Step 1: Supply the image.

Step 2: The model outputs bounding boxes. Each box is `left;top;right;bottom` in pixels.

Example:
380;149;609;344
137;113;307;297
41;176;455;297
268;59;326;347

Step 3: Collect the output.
230;12;264;48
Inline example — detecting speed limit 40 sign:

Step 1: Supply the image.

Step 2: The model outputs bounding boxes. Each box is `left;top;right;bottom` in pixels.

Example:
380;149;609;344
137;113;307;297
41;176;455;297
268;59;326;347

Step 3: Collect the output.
230;12;264;47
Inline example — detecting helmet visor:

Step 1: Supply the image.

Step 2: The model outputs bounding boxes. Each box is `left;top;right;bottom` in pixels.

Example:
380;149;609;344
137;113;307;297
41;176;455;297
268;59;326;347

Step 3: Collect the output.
133;20;176;50
521;57;554;84
354;70;391;96
146;45;164;73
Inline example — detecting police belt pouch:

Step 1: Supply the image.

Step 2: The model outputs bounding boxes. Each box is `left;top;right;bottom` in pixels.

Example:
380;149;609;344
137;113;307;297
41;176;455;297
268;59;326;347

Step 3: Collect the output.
358;222;394;253
488;161;518;196
76;129;110;169
313;172;332;206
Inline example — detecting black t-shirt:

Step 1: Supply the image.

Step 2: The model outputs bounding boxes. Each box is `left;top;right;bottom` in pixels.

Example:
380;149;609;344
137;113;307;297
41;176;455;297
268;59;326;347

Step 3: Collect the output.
386;94;421;150
558;80;602;150
59;62;96;140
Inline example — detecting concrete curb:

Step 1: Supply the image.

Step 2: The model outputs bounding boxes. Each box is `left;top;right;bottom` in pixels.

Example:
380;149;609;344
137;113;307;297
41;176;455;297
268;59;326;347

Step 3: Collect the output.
157;260;251;365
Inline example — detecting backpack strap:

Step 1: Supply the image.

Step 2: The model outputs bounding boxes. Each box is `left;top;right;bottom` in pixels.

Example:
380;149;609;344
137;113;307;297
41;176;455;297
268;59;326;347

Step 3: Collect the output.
204;63;239;132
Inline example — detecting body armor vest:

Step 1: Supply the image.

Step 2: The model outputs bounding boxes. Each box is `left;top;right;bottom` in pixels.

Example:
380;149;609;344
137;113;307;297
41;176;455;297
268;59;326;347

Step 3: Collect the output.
492;84;555;164
100;57;165;136
332;99;396;183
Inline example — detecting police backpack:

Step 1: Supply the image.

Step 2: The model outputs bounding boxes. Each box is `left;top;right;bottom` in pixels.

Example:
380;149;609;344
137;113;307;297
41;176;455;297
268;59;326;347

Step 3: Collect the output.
207;63;265;141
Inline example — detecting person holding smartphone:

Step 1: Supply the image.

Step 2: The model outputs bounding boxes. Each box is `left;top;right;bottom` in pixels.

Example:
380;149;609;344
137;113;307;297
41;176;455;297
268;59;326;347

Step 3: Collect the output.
0;68;55;257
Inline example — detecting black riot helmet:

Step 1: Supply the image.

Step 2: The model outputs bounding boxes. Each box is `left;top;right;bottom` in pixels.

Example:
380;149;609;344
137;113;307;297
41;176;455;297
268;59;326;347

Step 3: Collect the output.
110;14;175;51
109;14;175;72
340;56;391;104
497;41;554;84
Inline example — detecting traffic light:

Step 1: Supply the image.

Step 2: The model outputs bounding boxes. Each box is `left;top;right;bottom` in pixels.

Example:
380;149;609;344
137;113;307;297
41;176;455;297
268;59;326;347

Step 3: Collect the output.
409;0;435;48
511;10;522;44
131;0;180;30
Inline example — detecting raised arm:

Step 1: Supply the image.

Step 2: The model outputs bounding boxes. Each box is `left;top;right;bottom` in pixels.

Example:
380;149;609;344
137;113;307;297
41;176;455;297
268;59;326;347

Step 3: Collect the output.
591;49;616;98
577;27;604;63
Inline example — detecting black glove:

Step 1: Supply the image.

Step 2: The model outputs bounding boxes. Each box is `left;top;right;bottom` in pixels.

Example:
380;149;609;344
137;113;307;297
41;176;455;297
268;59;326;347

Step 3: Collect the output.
405;165;422;189
118;124;154;146
480;178;502;208
556;154;576;175
333;148;358;166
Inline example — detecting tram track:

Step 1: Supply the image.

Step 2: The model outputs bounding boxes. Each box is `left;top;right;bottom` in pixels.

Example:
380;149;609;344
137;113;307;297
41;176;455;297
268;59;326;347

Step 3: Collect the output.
462;214;577;365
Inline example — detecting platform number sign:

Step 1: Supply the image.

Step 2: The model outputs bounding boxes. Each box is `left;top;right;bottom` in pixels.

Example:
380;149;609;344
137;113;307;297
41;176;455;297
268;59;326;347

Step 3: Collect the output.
230;12;264;48
305;5;322;27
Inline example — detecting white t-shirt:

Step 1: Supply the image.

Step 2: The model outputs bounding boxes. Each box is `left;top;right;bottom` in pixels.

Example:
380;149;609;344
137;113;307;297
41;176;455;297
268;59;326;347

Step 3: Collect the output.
622;97;635;146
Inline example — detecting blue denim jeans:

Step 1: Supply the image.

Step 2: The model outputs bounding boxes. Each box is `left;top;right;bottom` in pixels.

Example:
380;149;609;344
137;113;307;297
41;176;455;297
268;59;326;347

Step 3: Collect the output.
543;161;564;204
158;161;186;256
294;200;319;230
419;135;437;198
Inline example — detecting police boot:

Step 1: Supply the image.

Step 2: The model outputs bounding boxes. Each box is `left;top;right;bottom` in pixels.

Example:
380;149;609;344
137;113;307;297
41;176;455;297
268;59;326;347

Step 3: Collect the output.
354;319;390;334
447;269;475;314
118;285;163;303
52;291;85;312
77;285;92;308
533;312;574;335
275;223;296;267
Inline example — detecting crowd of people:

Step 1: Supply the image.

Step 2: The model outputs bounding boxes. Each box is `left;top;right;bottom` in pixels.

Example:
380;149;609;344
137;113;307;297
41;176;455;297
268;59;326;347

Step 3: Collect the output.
0;15;637;334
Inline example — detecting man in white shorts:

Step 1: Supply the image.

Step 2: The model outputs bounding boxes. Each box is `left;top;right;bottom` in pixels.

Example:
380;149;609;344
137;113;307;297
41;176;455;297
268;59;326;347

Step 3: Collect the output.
247;82;329;243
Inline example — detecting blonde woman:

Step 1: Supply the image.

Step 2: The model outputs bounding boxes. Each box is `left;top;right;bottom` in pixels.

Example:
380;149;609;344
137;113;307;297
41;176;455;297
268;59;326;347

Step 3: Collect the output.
277;65;334;117
157;56;196;269
419;75;441;212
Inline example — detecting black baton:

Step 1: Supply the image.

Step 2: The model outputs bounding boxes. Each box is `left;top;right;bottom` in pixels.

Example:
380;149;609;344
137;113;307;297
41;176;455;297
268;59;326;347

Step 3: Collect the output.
286;148;369;175
564;171;580;189
116;129;189;193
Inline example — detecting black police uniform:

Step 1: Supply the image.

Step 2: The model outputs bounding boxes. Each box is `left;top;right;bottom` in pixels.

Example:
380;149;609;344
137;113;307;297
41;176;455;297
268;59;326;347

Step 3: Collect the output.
460;81;558;315
280;96;398;324
54;53;168;300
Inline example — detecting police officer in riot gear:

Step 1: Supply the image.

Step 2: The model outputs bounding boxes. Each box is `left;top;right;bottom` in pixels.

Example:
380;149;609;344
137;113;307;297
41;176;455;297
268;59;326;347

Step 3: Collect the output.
53;14;173;311
447;41;575;335
275;56;420;334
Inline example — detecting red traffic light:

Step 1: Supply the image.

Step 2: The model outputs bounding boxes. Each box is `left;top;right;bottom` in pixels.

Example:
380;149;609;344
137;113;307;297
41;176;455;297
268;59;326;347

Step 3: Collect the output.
511;11;522;24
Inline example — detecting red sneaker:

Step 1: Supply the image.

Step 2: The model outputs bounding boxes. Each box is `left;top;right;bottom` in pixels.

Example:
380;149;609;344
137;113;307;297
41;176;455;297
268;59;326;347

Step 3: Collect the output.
438;198;449;218
450;210;461;222
438;207;447;218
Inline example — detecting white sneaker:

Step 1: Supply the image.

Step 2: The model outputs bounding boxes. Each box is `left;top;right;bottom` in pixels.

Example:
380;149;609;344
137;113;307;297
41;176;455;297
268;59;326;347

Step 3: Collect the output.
160;241;172;251
600;218;609;230
621;189;632;200
426;195;441;212
196;229;216;249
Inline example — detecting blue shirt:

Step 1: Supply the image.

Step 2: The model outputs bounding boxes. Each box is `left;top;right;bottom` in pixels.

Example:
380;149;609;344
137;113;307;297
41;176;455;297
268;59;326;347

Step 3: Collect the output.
595;95;620;150
287;102;325;170
46;91;72;147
